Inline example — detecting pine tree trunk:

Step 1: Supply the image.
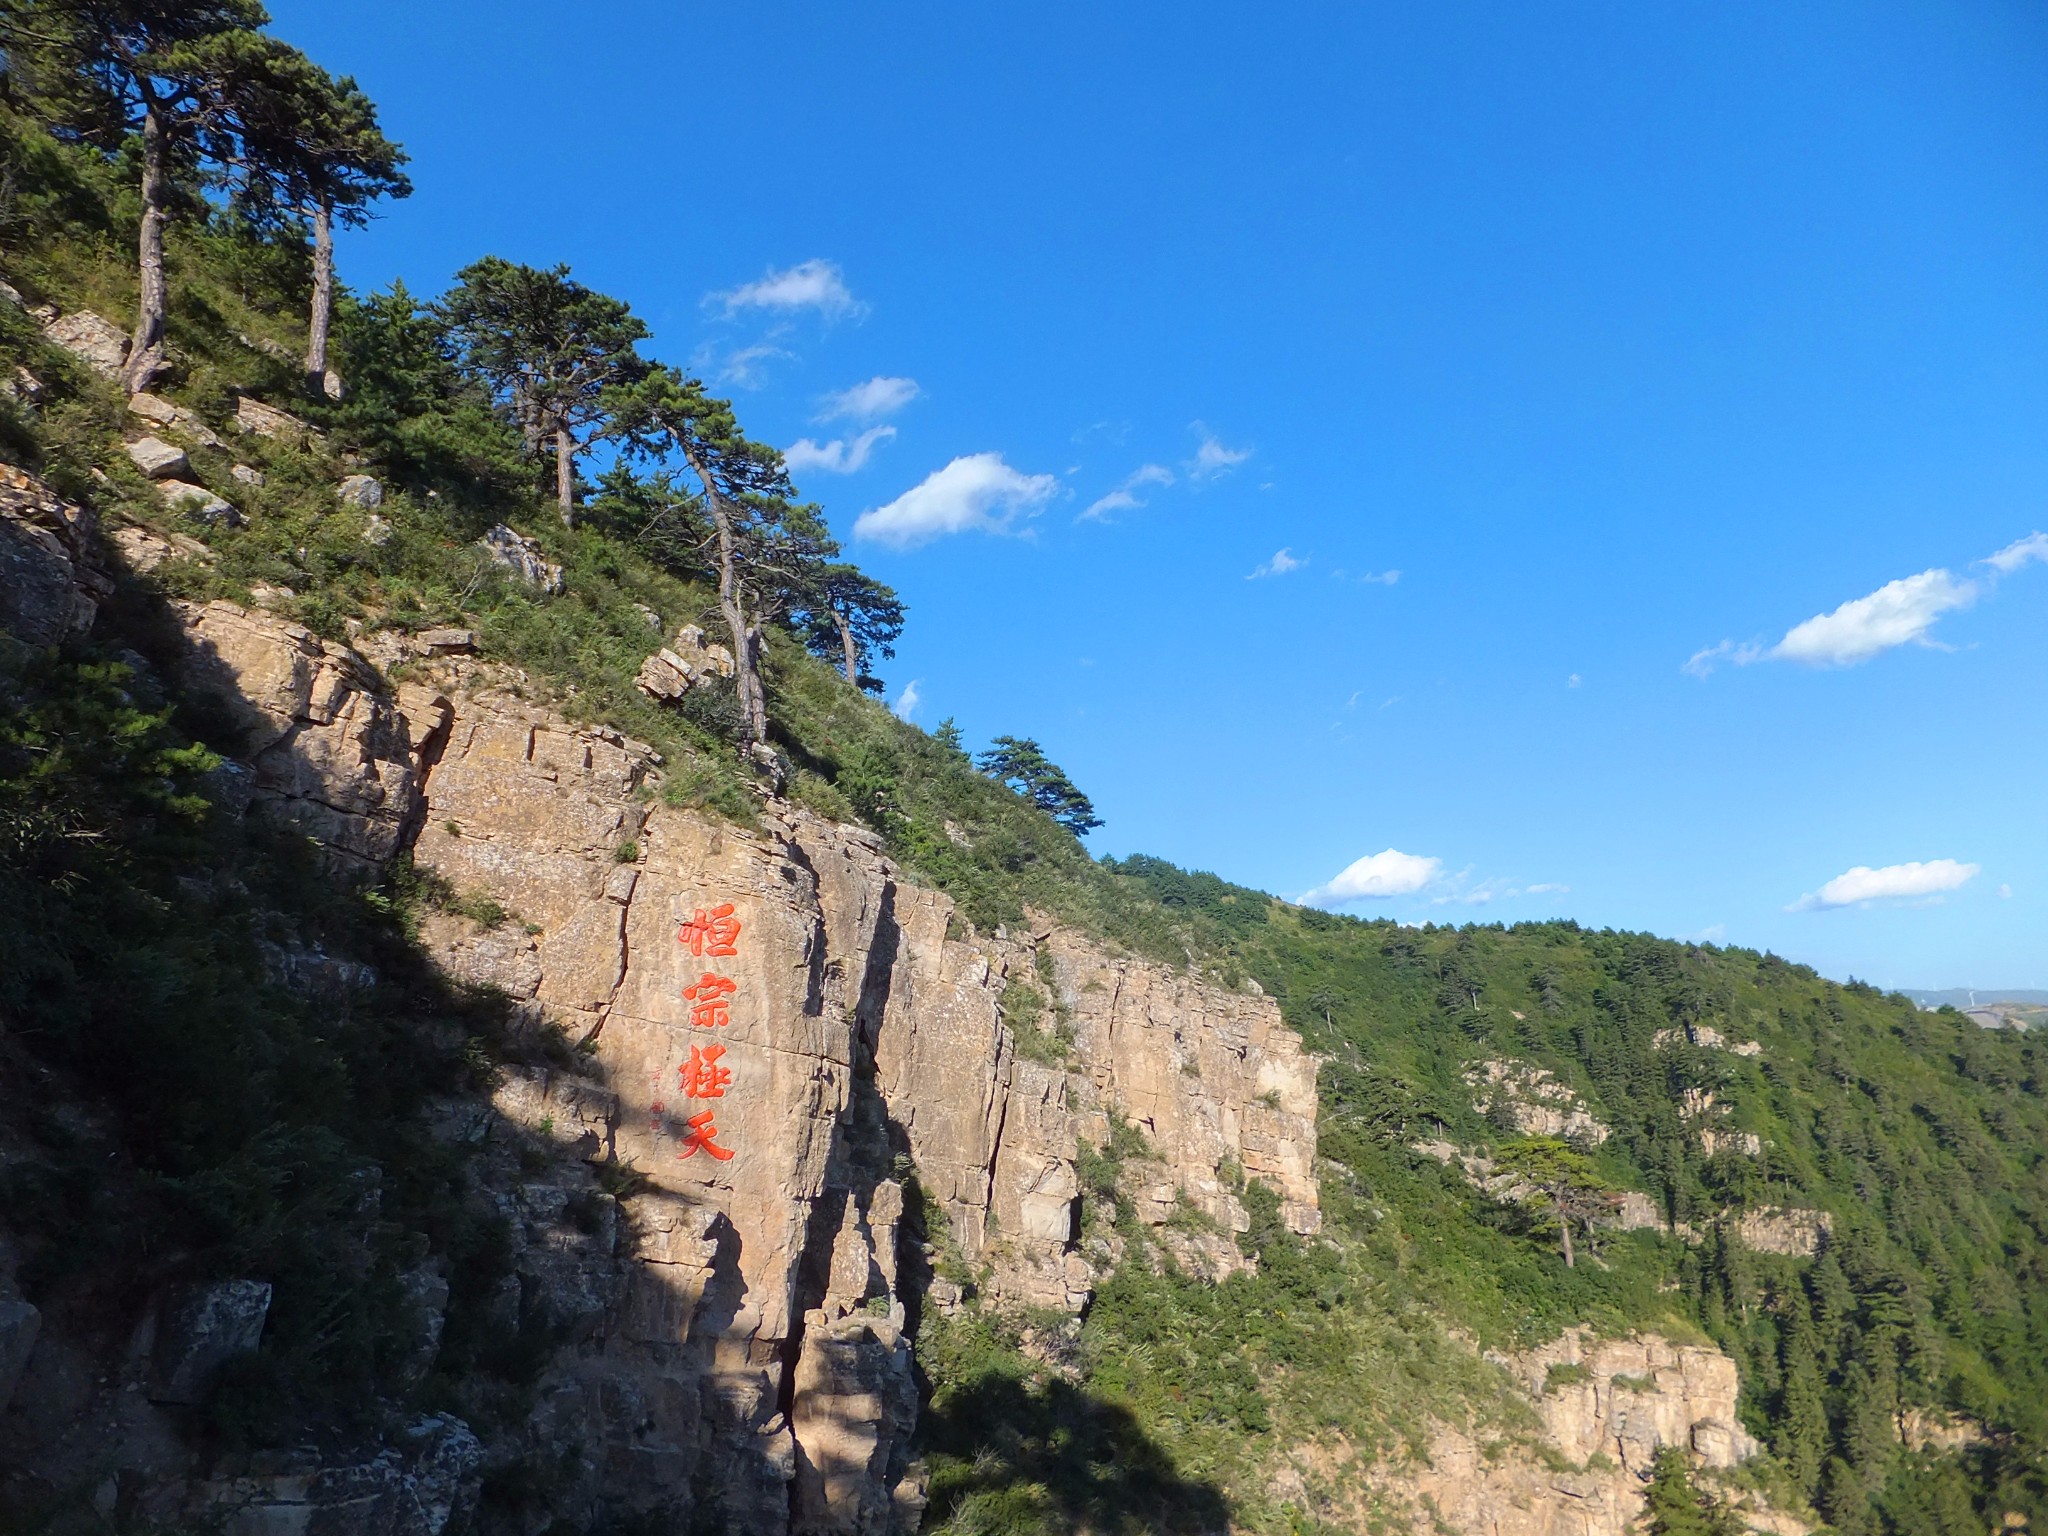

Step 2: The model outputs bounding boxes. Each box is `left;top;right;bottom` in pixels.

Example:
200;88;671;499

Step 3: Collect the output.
304;196;335;396
122;101;170;394
835;606;858;685
683;443;766;747
1559;1203;1576;1268
554;424;575;527
744;620;769;743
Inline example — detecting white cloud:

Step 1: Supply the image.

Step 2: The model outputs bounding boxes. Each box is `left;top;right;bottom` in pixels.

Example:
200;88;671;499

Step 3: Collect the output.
819;375;919;423
1186;423;1251;480
1525;882;1570;895
892;679;922;720
1248;547;1304;579
1431;875;1571;906
1688;529;2048;676
1567;673;1582;689
785;425;896;476
1772;569;1977;666
709;259;864;321
1790;858;1981;912
1301;848;1443;905
1998;883;2013;899
1984;531;2048;574
1080;463;1174;522
853;453;1059;548
1359;569;1400;586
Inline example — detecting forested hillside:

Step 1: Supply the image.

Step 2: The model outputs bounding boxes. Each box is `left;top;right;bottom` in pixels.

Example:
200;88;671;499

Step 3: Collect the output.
0;7;2042;1536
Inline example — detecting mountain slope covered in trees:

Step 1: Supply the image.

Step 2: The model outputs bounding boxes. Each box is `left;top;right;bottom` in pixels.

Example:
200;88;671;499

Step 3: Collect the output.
0;7;2042;1535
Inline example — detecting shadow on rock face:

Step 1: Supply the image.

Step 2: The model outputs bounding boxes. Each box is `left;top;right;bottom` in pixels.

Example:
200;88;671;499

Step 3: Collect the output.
917;1371;1231;1536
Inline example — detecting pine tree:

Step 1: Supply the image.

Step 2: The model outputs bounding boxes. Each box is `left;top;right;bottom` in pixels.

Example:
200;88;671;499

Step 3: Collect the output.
1642;1447;1712;1536
435;257;648;525
7;0;270;391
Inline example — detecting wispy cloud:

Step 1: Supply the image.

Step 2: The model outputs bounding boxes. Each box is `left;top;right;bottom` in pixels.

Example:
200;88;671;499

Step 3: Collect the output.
695;340;794;390
1985;531;2048;574
785;425;896;476
1080;463;1174;522
1688;531;2048;677
1301;848;1442;906
1431;875;1571;906
708;259;865;321
1790;858;1980;912
854;453;1059;548
819;375;920;423
1248;547;1304;580
892;679;923;721
1186;423;1251;481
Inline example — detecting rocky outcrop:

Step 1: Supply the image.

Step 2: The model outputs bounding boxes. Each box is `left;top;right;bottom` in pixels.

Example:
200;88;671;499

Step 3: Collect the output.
478;523;563;593
0;463;112;646
636;623;737;701
1359;1331;1789;1536
1734;1207;1830;1257
1466;1059;1609;1144
137;601;1321;1533
172;601;449;867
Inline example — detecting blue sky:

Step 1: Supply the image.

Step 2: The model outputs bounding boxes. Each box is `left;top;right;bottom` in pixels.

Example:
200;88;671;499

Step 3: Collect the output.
269;1;2048;989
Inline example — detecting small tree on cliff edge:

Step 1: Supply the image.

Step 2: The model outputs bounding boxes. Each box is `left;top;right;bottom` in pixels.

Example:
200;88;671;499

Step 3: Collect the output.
976;736;1103;836
435;257;647;526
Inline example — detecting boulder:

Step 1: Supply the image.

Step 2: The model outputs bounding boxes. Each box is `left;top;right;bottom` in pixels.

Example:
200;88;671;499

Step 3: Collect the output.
158;480;243;527
0;276;23;307
235;396;317;442
230;462;265;486
128;392;223;448
337;473;383;509
362;513;393;545
477;523;563;594
3;366;43;403
149;1278;272;1404
635;625;737;701
41;309;128;377
0;463;112;644
125;435;190;479
418;628;475;655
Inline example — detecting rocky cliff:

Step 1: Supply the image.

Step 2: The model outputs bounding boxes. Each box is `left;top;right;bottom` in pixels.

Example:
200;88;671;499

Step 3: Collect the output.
1;571;1321;1534
0;482;1795;1536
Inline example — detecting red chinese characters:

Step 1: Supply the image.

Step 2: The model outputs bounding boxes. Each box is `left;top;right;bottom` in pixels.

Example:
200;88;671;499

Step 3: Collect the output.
679;1043;731;1100
677;903;742;958
677;1109;734;1161
672;901;745;1160
683;971;737;1029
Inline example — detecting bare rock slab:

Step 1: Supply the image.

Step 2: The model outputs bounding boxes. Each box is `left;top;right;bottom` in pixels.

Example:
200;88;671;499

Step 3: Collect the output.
41;309;128;377
478;523;563;594
125;435;191;479
337;472;383;508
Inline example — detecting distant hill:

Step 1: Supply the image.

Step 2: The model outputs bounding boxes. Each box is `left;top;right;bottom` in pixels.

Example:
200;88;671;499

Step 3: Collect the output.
1904;988;2048;1008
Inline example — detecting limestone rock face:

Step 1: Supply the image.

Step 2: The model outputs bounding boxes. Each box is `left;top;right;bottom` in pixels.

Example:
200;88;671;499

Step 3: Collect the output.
172;601;449;867
1510;1330;1761;1473
0;463;112;646
1362;1330;1785;1536
1735;1206;1831;1257
1466;1058;1610;1143
144;601;1321;1531
41;309;129;376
